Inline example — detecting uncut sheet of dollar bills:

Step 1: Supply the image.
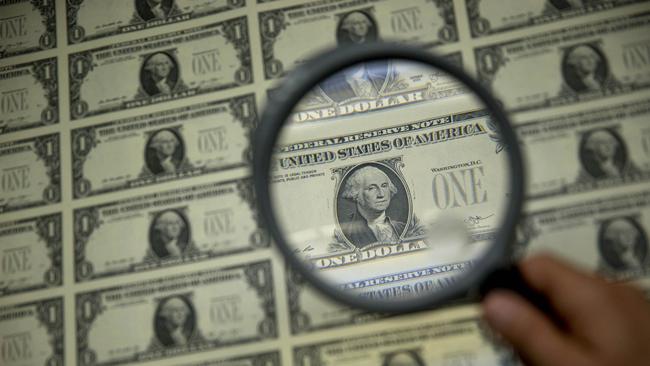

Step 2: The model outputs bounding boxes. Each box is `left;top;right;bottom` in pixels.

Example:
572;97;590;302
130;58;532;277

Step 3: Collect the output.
1;0;650;365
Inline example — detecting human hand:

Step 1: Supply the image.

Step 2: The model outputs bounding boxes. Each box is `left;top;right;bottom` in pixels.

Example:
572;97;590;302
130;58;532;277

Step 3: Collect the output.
482;254;650;366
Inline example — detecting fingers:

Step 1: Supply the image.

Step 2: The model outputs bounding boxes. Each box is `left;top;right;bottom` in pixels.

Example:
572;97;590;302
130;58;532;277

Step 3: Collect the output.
518;254;616;332
483;290;589;366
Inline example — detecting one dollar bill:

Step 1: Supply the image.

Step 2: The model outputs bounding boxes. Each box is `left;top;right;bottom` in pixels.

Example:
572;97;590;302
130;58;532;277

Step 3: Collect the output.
0;0;56;58
281;55;466;123
259;0;458;79
0;298;64;366
74;177;267;281
71;93;257;198
69;16;252;120
66;0;245;43
177;351;280;366
0;213;61;297
518;97;650;200
519;189;650;281
0;58;58;134
76;261;277;365
0;133;60;213
294;314;515;365
466;0;642;37
476;12;650;113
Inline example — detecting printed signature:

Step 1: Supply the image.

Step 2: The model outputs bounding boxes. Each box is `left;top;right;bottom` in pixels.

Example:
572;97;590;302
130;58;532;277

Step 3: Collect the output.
464;214;494;226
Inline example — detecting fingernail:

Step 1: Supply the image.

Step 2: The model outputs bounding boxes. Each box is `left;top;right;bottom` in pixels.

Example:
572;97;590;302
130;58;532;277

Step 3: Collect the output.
483;291;519;330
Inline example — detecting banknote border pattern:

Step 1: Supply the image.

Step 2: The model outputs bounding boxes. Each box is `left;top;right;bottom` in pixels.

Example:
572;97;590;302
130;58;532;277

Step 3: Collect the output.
70;94;259;198
68;16;253;120
474;12;650;113
0;0;57;58
75;260;277;365
1;57;60;134
66;0;246;44
465;0;642;38
0;133;61;213
0;297;65;366
0;213;63;296
259;0;458;80
65;0;247;44
72;177;269;282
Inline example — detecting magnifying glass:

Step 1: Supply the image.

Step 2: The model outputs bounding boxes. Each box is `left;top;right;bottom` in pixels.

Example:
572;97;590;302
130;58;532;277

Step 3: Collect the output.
254;43;545;314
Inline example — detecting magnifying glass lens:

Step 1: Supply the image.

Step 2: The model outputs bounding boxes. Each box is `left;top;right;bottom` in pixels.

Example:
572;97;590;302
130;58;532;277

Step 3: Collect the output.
268;58;514;306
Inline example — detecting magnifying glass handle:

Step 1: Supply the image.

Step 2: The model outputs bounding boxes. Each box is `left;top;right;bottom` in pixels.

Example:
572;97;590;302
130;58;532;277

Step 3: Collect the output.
480;266;563;326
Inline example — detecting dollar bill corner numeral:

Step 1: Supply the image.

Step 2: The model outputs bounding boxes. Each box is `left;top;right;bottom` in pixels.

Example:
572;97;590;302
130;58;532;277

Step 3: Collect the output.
465;0;492;37
229;94;258;164
66;0;88;44
236;178;270;248
474;45;507;89
259;10;288;79
34;134;62;204
244;261;277;339
293;345;322;366
222;16;253;85
32;0;58;51
38;213;63;288
32;58;59;126
1;0;57;56
286;267;312;334
433;0;458;43
69;51;94;120
76;291;103;366
71;126;98;198
37;297;65;366
73;207;101;282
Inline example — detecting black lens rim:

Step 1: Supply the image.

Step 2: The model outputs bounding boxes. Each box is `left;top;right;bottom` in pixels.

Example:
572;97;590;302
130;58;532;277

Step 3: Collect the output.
253;42;524;314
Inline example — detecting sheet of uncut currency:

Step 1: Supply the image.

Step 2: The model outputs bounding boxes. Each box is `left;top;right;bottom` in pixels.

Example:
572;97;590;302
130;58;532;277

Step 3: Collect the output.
1;0;650;365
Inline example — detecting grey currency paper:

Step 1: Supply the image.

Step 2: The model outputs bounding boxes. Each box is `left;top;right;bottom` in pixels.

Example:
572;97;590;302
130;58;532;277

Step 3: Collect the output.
71;94;257;198
76;261;276;365
0;57;58;134
66;0;245;43
0;297;64;366
0;0;56;58
476;11;650;113
466;0;642;38
176;351;280;366
259;0;457;79
69;16;252;120
0;133;60;213
286;266;383;334
294;316;515;365
0;213;61;296
519;189;650;282
518;97;650;200
74;177;268;281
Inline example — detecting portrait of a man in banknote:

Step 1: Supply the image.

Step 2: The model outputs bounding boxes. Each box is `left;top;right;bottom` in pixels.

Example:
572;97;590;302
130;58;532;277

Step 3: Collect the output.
598;217;648;272
382;350;426;366
154;295;196;347
136;0;173;21
577;128;637;180
140;51;180;96
336;163;416;249
561;44;608;93
319;60;389;103
145;128;186;175
149;209;190;258
336;10;378;46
